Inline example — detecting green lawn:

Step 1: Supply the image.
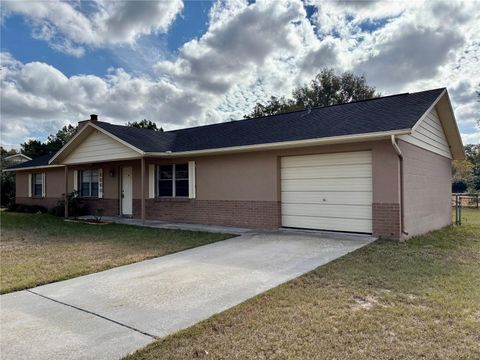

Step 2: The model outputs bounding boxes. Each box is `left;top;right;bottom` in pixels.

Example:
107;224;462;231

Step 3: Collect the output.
0;212;232;294
127;209;480;360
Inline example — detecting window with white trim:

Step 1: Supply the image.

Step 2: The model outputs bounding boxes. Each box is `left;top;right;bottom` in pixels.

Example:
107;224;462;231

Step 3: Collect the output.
79;170;99;197
32;173;44;197
157;164;189;197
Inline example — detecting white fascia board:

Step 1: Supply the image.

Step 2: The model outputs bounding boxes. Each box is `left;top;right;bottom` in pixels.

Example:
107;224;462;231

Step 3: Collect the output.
49;122;145;164
411;89;447;132
145;129;412;158
89;123;145;155
3;165;64;172
62;156;143;166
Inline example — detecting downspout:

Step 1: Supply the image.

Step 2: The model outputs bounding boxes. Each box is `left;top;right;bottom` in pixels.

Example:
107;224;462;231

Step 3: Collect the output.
391;135;408;238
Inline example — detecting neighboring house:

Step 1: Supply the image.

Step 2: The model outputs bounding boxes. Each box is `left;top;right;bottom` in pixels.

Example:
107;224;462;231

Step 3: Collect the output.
6;88;464;240
4;153;32;164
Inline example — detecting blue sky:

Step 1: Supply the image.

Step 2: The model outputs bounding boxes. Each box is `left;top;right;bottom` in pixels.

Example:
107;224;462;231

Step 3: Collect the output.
0;0;478;148
1;2;213;77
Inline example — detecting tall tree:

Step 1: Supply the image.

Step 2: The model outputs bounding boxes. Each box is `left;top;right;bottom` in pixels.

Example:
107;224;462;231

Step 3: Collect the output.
245;96;298;119
20;124;78;158
0;147;17;157
126;119;163;131
465;144;480;191
477;84;480;126
452;144;480;192
0;150;16;206
46;124;78;152
20;139;49;158
244;69;379;118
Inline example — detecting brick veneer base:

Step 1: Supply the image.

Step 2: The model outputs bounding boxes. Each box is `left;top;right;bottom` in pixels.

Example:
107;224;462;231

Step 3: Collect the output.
16;197;61;210
16;197;120;216
18;197;399;238
146;199;281;229
81;198;119;217
372;202;401;240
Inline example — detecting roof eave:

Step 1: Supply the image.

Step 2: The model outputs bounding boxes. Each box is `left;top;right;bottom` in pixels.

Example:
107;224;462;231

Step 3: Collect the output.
3;164;64;172
145;129;412;158
436;91;465;160
49;122;145;164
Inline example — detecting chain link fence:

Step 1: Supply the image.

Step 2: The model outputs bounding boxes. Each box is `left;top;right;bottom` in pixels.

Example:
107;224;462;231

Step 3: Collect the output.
452;193;479;225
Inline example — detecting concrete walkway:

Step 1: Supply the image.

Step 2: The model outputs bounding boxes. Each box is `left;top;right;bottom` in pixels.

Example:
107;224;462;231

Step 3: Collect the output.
80;215;252;234
0;230;375;360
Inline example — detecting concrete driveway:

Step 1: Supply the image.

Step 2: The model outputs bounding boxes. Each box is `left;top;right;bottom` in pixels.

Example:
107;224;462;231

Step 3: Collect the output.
0;230;374;360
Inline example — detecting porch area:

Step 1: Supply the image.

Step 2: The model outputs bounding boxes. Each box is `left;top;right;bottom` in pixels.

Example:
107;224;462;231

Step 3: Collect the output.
79;215;251;235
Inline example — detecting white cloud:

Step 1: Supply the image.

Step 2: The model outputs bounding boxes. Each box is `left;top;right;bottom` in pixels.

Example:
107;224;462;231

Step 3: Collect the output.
0;56;202;146
2;0;183;55
1;0;479;148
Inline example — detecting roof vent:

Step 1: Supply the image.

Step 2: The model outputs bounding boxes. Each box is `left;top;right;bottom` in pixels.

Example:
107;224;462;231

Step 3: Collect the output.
300;105;312;117
90;114;98;121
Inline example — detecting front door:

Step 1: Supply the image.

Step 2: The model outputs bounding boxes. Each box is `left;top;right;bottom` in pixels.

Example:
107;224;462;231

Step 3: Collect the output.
121;166;133;216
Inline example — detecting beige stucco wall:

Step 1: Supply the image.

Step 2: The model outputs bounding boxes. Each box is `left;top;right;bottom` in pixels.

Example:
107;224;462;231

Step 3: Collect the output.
399;140;452;238
15;140;403;235
16;140;401;205
16;140;401;204
15;171;28;197
147;139;400;204
16;167;65;198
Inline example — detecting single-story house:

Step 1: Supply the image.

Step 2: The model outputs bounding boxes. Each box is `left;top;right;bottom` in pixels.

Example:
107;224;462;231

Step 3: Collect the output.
6;88;464;240
4;153;32;164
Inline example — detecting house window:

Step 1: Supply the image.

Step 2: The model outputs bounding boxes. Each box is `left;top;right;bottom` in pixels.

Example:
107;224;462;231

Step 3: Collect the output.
32;173;43;197
79;170;99;197
157;164;189;197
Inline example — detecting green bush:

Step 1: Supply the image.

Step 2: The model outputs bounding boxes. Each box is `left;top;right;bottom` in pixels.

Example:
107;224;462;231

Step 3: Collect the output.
50;191;85;218
9;203;48;214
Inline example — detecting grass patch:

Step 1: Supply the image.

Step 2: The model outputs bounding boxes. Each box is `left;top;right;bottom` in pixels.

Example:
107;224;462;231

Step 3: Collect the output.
126;209;480;360
0;212;232;294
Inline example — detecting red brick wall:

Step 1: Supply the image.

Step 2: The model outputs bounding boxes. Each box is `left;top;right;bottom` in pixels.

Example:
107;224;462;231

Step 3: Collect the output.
372;203;401;240
146;199;280;229
81;198;119;217
16;197;61;210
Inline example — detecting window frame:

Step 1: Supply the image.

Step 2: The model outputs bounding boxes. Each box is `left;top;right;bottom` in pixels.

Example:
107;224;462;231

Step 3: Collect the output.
79;169;100;198
32;173;44;198
156;163;189;198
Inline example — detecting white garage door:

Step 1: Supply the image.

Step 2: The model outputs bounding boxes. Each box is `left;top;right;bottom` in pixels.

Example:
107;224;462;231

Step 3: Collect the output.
281;151;372;233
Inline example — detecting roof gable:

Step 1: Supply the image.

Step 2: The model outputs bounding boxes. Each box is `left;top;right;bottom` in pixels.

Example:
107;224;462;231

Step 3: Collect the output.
5;153;31;162
398;90;463;159
399;106;452;158
50;123;143;165
63;128;141;164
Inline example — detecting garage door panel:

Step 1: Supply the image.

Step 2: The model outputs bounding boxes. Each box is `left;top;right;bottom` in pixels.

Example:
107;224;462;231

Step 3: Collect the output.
282;203;372;220
281;151;372;233
281;164;372;179
282;178;372;192
282;215;372;233
281;151;372;168
281;191;372;206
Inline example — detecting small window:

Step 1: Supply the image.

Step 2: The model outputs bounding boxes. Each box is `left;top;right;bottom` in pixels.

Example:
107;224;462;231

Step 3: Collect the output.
175;164;189;197
79;170;99;197
158;165;173;197
157;164;189;197
32;173;43;197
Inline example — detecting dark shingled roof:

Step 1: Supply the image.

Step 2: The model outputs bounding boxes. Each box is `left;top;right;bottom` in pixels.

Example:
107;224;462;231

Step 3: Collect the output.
94;88;444;152
6;153;55;170
8;88;444;170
